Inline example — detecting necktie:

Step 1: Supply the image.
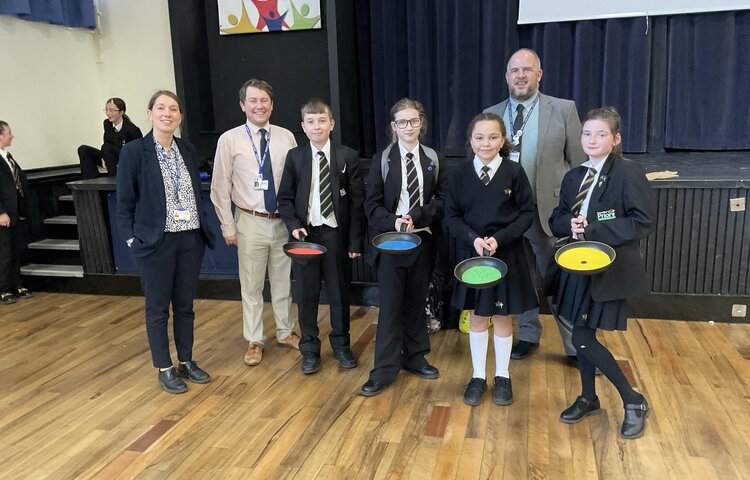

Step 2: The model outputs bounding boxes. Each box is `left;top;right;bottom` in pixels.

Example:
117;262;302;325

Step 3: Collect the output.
555;167;597;247
6;152;22;193
479;165;491;186
259;128;277;213
405;152;420;211
513;103;525;160
318;151;333;219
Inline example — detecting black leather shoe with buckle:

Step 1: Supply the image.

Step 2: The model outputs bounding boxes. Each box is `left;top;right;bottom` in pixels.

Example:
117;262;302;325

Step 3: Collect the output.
621;399;650;439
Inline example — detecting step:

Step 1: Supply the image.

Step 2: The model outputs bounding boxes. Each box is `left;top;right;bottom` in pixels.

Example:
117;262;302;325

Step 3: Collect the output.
43;215;77;225
59;194;73;202
21;264;84;278
27;239;80;251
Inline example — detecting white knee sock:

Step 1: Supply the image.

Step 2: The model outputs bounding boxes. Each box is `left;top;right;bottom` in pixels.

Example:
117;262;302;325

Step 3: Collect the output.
469;330;489;379
494;333;513;378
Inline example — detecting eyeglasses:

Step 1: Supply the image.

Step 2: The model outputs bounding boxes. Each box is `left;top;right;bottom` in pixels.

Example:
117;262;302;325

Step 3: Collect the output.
393;118;422;129
104;108;121;114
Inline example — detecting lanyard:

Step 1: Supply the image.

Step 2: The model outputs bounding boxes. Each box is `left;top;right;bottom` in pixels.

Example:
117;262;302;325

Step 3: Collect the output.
245;124;270;176
156;142;182;205
507;95;540;146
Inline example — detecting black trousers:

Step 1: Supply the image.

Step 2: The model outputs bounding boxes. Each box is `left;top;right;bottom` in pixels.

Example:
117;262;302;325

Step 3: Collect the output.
0;220;22;293
78;144;120;180
135;230;205;368
292;224;351;356
369;232;435;384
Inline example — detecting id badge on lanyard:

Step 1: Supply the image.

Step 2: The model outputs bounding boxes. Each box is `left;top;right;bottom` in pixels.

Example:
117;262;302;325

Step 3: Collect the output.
246;124;271;190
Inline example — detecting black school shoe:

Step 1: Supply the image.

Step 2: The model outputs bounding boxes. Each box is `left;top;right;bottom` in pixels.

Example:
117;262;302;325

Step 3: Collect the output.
510;341;539;359
621;399;650;439
333;349;357;369
492;376;513;405
158;367;188;394
560;396;602;423
15;287;33;299
463;378;488;406
176;361;211;384
0;291;17;305
301;353;321;374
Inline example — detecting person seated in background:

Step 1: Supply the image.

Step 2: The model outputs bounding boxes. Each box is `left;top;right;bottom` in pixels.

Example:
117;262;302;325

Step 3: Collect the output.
0;120;33;305
277;98;365;375
78;97;142;180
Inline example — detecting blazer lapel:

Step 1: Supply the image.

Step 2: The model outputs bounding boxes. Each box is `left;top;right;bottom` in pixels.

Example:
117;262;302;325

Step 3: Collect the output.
591;154;616;206
386;145;402;211
301;147;313;215
328;144;341;213
144;133;167;215
536;94;552;164
418;145;433;199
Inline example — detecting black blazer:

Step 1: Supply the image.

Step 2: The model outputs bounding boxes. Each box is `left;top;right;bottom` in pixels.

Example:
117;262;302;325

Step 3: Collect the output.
103;117;143;150
364;144;448;265
0;154;28;221
277;142;365;253
549;155;655;301
116;131;216;258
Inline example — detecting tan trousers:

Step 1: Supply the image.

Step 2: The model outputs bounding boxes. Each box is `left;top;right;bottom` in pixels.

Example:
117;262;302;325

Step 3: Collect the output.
235;211;293;344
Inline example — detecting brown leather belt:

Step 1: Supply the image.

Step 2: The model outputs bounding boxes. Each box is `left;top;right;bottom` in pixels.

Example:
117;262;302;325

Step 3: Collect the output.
238;207;280;219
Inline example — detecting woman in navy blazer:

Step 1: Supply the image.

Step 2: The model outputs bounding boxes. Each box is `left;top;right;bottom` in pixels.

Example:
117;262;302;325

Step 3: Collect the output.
117;90;216;394
549;107;654;439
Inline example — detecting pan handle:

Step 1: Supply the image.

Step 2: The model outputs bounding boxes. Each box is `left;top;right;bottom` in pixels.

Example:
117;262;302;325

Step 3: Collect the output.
299;232;307;242
399;222;408;233
482;248;490;257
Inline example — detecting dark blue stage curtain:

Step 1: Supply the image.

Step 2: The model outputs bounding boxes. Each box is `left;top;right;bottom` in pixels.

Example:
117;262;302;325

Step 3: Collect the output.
355;1;749;156
0;0;96;29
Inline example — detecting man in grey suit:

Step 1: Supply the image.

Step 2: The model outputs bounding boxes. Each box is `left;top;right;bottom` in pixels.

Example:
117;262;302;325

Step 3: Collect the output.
484;48;585;365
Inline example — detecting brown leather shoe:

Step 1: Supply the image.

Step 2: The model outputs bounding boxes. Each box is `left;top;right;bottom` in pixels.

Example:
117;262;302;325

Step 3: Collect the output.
277;332;300;350
244;342;263;366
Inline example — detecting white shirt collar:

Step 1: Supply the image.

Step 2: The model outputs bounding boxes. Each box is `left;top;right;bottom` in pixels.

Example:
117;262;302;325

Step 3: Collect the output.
310;139;331;160
473;154;502;175
113;120;123;132
398;142;420;161
246;120;270;135
582;157;607;173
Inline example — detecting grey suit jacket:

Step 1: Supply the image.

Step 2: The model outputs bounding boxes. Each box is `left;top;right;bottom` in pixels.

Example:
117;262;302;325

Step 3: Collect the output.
484;93;585;236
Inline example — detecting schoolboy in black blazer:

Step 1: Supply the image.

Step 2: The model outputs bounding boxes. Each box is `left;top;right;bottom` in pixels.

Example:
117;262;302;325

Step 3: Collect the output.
277;99;365;374
0;121;32;305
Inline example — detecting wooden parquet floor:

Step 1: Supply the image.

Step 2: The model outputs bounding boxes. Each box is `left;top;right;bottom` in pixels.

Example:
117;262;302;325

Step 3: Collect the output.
1;293;750;479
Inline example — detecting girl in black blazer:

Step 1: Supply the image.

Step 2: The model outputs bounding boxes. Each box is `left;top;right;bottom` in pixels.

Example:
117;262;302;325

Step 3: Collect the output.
360;98;448;397
549;108;655;438
445;113;537;407
117;91;216;395
78;97;142;179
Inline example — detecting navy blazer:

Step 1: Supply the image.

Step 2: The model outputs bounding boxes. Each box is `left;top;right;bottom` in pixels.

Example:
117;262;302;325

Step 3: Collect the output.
0;153;28;221
549;155;655;301
277;142;365;253
364;143;448;265
116;131;216;258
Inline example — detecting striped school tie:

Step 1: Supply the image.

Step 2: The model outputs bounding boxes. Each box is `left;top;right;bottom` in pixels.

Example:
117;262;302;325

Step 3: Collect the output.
405;152;420;211
479;165;491;186
554;167;597;247
318;151;333;219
